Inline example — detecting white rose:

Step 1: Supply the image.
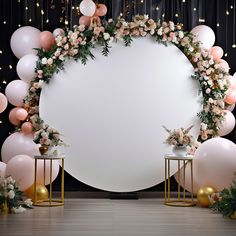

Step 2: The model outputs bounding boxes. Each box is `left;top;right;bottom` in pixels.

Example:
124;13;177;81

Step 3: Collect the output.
7;184;14;190
41;57;48;65
178;31;184;39
157;27;163;36
8;190;15;199
24;199;33;207
11;206;26;214
103;33;110;41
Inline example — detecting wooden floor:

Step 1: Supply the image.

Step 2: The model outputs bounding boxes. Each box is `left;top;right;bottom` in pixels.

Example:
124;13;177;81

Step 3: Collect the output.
0;198;236;236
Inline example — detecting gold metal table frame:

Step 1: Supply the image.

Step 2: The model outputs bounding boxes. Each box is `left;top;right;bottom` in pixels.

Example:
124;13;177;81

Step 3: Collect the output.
164;155;195;207
33;155;65;207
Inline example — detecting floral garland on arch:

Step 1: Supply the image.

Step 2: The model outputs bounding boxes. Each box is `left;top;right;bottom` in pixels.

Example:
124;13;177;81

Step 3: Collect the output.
22;15;230;146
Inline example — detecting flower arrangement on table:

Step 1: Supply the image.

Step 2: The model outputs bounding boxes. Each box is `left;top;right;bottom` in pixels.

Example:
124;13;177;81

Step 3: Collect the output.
210;173;236;218
162;125;199;155
0;176;33;214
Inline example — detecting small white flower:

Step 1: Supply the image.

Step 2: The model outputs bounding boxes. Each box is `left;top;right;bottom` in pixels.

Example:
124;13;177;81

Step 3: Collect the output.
103;33;110;41
7;184;14;190
157;27;163;36
178;31;184;39
8;190;15;199
11;206;26;214
24;199;33;207
41;57;48;65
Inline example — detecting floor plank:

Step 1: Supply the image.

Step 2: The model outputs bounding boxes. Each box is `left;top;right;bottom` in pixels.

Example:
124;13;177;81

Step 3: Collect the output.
0;199;235;236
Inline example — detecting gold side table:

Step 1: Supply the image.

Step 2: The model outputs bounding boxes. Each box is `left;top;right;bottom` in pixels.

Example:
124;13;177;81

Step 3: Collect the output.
164;155;195;207
33;155;65;207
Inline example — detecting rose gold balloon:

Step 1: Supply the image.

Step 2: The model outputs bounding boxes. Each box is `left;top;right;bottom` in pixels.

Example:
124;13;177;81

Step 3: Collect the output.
225;89;236;104
21;122;33;134
209;46;223;61
9;107;21;125
39;31;56;51
95;4;107;17
16;108;28;121
79;16;91;26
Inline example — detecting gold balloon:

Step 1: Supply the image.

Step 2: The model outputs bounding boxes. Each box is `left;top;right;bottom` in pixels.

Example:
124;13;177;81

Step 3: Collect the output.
25;184;48;201
197;186;217;208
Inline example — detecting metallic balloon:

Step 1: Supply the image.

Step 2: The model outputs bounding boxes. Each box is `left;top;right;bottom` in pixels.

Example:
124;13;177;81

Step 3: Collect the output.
25;184;48;201
197;186;217;208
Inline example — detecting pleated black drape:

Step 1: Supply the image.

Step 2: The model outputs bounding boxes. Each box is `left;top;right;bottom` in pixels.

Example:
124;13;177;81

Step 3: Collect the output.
0;0;236;192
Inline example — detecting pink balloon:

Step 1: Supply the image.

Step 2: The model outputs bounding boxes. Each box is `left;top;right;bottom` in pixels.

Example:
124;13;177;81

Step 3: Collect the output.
53;28;65;37
193;138;236;191
37;160;60;185
174;162;201;195
6;155;34;191
1;132;39;163
218;110;235;136
225;89;236;104
39;31;56;51
9;107;21;126
21;122;33;134
228;75;236;90
5;80;29;107
79;16;91;26
0;93;8;113
218;59;230;72
209;46;223;61
95;4;107;17
16;108;28;121
0;162;7;179
10;26;41;59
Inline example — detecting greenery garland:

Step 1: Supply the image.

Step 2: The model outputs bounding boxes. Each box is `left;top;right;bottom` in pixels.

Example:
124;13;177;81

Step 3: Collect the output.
21;15;230;146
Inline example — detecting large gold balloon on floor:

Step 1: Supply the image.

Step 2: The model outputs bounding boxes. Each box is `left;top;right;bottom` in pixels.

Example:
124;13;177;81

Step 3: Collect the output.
197;186;217;208
25;184;48;201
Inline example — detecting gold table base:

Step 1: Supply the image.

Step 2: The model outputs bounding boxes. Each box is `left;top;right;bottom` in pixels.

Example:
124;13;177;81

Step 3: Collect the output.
164;155;195;207
33;156;65;207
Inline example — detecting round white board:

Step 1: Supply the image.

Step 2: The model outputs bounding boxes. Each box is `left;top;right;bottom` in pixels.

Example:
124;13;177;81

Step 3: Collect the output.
40;37;201;192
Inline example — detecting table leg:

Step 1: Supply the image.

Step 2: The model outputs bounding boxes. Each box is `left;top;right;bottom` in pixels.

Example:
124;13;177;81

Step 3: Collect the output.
178;160;180;200
34;159;37;204
168;159;170;201
183;160;186;201
49;159;52;204
61;159;65;203
191;160;194;203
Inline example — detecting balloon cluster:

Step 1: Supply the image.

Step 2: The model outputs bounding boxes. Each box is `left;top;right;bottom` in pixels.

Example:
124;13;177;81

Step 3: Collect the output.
174;25;236;206
79;0;107;26
0;26;62;193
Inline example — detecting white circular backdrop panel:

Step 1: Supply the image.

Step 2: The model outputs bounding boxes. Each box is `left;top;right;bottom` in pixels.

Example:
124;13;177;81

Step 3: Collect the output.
40;37;201;192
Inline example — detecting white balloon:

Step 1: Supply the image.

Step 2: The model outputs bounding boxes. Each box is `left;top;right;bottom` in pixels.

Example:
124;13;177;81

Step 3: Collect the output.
218;110;235;136
16;54;38;83
53;28;65;37
1;132;39;163
80;0;96;16
0;162;7;179
10;26;41;59
193;137;236;191
5;80;29;106
190;25;215;50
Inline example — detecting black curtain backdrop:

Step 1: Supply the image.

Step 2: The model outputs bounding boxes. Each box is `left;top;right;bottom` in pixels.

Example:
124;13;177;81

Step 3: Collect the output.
0;0;236;192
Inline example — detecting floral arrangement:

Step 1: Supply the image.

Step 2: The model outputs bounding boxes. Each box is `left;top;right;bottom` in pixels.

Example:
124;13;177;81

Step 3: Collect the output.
34;123;63;146
0;176;33;214
162;125;199;153
210;174;236;218
20;14;230;146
